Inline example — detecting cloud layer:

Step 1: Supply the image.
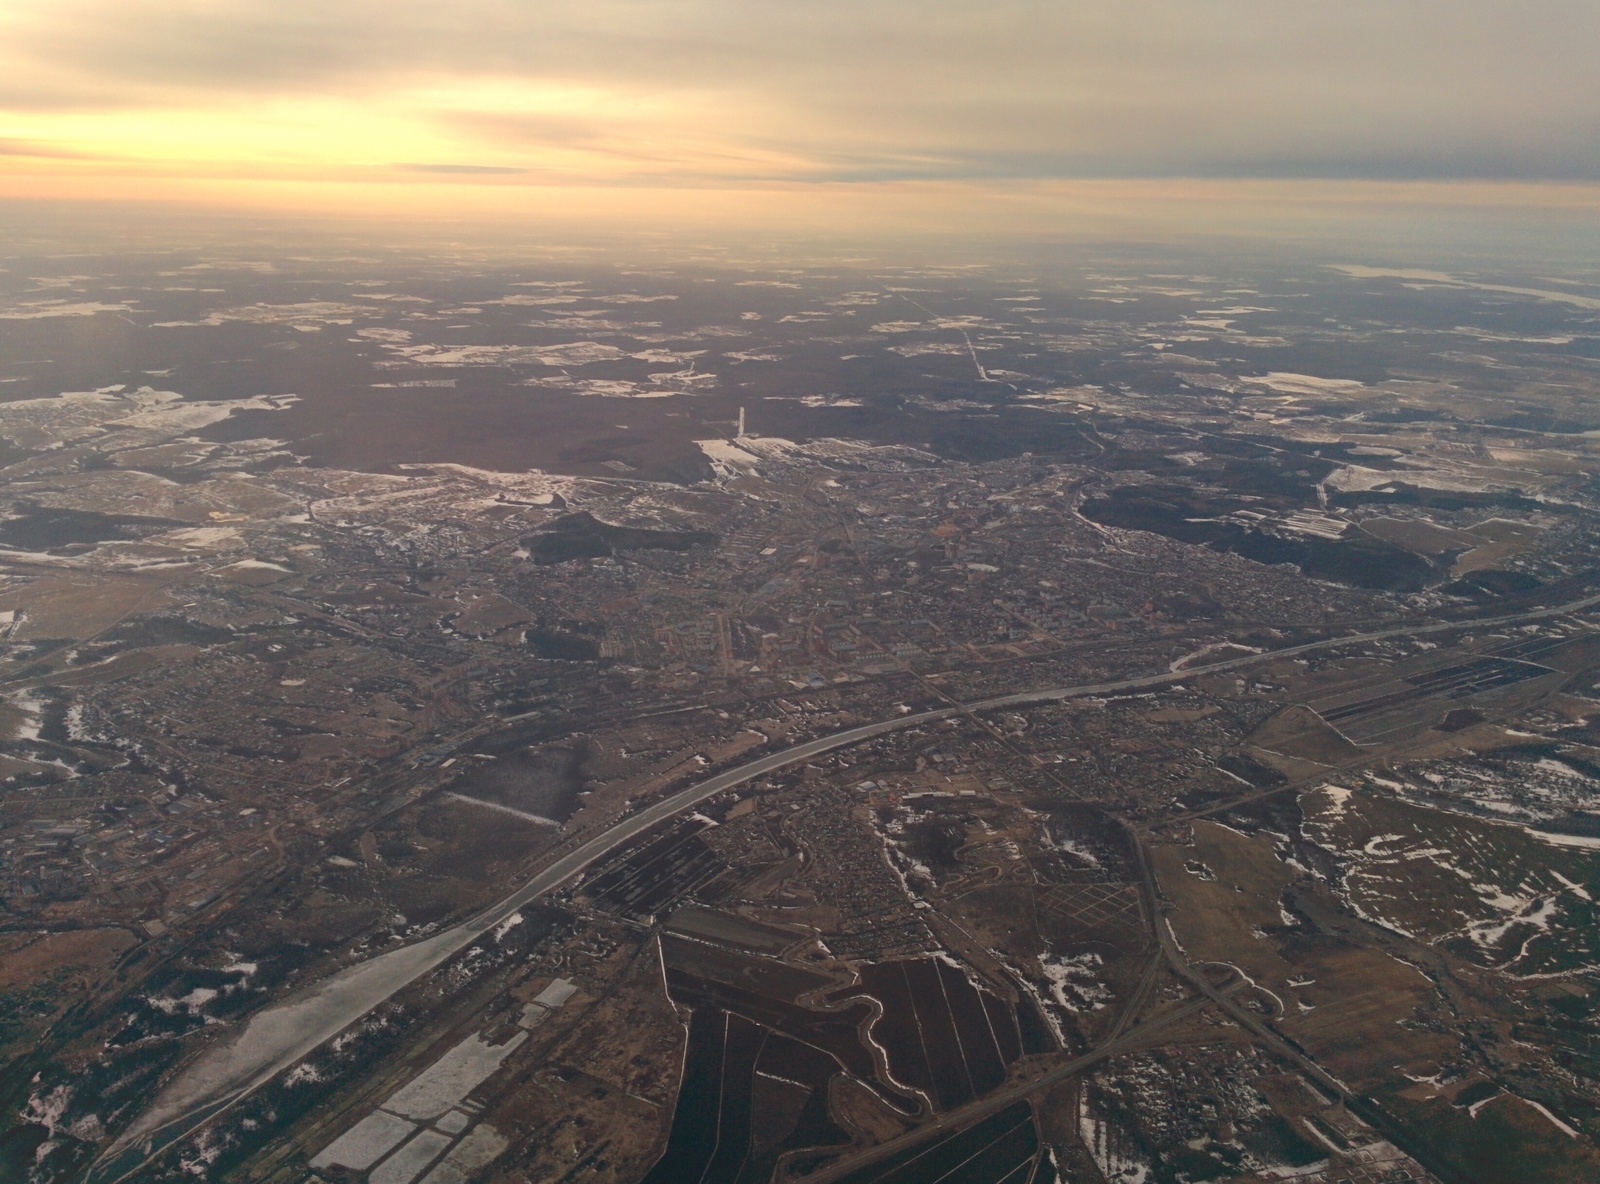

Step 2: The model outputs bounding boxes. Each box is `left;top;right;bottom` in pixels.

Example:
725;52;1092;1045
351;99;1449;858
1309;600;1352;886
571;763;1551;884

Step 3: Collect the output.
1;0;1597;214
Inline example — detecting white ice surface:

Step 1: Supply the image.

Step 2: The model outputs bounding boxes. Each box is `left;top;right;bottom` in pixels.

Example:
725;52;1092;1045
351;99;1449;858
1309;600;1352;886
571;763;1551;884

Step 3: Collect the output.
384;1032;527;1121
370;1129;453;1184
310;1111;415;1171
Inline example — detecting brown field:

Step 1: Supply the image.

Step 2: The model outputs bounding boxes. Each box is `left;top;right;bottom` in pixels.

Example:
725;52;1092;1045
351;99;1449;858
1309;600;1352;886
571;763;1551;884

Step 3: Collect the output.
0;702;38;743
45;644;199;687
539;941;684;1107
487;1063;668;1184
41;470;301;522
1485;444;1591;474
1360;516;1479;555
1383;1088;1600;1184
1129;1004;1254;1052
1465;517;1545;543
473;944;682;1184
1277;944;1449;1089
1152;823;1301;1009
0;576;174;642
1031;1078;1086;1151
1145;705;1221;723
1248;704;1361;764
1245;744;1337;782
1155;821;1453;1090
0;927;138;1057
0;752;59;777
451;594;534;638
216;562;293;586
108;442;216;469
1453;516;1544;574
1523;632;1600;675
943;884;1046;964
830;1074;913;1144
0;926;137;989
1299;787;1600;977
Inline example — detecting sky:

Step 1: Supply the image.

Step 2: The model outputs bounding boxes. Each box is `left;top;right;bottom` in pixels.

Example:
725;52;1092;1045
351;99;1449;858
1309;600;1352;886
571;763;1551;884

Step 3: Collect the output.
1;0;1598;237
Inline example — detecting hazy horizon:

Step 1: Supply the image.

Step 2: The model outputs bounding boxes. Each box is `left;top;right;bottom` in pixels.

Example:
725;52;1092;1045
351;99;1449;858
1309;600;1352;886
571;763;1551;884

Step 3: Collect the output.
3;0;1599;245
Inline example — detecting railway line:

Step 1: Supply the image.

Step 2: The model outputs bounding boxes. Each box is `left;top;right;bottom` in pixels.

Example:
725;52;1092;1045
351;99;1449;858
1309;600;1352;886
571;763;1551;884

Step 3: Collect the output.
94;585;1600;1182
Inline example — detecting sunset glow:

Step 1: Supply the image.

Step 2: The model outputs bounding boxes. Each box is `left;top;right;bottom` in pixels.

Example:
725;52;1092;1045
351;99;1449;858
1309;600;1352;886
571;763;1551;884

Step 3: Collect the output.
3;0;1598;233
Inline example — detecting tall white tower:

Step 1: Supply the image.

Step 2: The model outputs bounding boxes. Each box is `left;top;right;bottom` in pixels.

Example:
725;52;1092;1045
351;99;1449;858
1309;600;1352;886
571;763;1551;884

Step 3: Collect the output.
737;406;746;438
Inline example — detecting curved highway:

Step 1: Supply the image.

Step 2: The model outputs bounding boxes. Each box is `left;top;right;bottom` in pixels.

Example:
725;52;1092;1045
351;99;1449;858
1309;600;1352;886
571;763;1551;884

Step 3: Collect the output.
99;587;1600;1179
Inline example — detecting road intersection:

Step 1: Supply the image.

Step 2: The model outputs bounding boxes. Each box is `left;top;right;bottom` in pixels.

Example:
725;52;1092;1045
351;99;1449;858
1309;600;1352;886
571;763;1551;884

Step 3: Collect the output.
98;587;1600;1181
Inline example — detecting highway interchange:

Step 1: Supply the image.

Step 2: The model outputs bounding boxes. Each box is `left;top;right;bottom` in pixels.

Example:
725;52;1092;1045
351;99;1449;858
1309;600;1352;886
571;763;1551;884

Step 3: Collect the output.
98;586;1600;1182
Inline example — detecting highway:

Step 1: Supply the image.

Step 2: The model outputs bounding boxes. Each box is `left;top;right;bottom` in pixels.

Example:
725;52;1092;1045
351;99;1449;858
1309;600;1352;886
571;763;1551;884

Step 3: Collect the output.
97;585;1600;1180
100;705;966;1174
808;812;1485;1184
1126;837;1472;1184
801;989;1223;1184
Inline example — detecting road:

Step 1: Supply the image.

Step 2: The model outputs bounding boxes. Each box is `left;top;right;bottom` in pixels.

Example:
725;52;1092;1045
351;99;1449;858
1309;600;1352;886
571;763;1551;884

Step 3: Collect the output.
800;989;1224;1184
1128;825;1473;1184
99;702;971;1172
97;585;1600;1179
